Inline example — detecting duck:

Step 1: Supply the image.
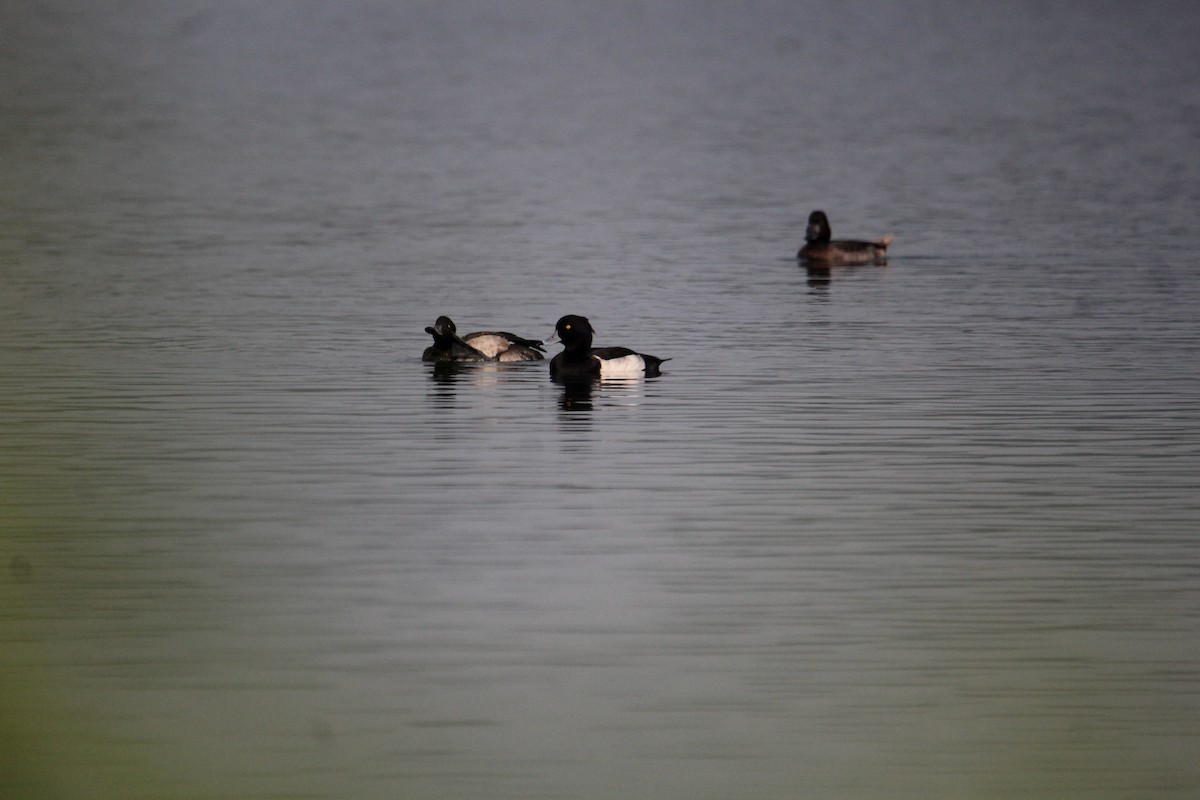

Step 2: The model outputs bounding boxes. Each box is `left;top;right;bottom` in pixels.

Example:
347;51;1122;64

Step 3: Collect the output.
797;210;893;265
422;316;545;362
546;315;667;379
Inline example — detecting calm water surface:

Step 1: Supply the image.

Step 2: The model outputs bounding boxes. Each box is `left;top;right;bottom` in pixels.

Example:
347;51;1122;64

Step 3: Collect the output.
3;3;1199;798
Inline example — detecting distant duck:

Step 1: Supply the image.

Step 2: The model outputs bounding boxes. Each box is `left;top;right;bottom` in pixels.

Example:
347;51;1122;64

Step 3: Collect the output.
797;210;893;265
422;316;545;362
547;314;668;379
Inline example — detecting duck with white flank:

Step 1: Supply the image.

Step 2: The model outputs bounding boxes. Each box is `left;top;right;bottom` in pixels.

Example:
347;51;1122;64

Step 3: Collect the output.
546;315;667;379
422;316;545;362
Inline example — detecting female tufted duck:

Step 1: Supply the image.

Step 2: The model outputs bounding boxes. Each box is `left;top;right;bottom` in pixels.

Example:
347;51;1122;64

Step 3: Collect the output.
797;210;893;265
422;316;545;362
546;315;667;379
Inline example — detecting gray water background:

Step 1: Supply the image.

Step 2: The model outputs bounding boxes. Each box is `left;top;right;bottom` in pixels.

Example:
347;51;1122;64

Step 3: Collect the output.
2;2;1199;798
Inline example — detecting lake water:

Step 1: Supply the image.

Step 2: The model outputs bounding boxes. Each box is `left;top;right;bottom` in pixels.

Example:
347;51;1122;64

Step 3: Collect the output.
3;3;1199;798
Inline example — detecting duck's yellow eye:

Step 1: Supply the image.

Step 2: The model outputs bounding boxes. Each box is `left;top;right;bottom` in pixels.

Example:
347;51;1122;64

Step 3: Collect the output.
564;324;571;330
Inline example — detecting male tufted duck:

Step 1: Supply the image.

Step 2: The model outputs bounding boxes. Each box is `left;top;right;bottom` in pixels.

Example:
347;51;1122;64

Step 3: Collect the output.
546;315;667;379
797;210;893;265
422;316;545;362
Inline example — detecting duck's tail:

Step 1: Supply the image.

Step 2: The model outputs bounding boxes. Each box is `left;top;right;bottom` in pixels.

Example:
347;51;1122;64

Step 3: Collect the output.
878;234;894;248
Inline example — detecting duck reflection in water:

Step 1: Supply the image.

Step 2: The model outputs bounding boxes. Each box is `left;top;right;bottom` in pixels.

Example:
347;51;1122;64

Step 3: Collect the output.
555;376;594;412
804;264;834;295
801;258;893;297
425;360;471;407
428;359;472;384
425;359;537;410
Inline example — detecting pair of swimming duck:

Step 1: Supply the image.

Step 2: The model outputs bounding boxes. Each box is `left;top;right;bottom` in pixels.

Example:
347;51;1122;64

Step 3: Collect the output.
424;212;891;377
423;314;668;378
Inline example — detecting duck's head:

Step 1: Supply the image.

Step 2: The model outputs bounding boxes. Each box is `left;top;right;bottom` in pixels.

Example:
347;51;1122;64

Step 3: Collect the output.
424;315;474;352
424;315;457;338
547;314;595;350
805;210;832;243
